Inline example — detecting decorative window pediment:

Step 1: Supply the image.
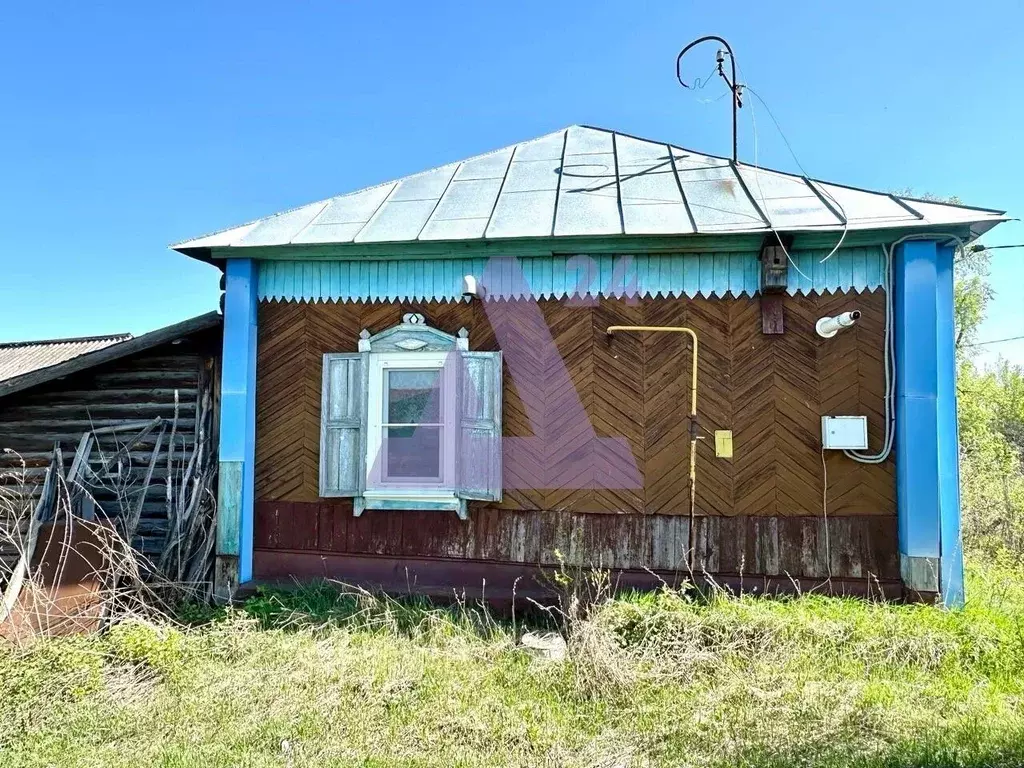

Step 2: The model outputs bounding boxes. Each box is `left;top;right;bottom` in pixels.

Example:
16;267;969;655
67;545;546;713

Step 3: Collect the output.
320;313;501;519
357;313;469;354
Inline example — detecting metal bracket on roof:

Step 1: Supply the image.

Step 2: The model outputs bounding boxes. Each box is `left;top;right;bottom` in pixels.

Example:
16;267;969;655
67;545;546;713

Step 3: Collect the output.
677;36;743;162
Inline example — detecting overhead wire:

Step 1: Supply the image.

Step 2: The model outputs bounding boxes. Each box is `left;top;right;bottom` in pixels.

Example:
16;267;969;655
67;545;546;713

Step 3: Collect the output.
737;71;848;550
745;86;851;249
691;64;721;91
733;72;968;465
821;448;832;579
746;84;815;285
686;58;851;271
963;334;1024;347
691;55;977;468
730;71;976;466
687;61;737;105
737;79;847;290
697;90;731;105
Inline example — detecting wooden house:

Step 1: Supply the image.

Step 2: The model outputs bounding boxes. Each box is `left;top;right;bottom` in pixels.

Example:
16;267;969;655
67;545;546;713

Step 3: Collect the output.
0;314;221;577
173;126;1007;606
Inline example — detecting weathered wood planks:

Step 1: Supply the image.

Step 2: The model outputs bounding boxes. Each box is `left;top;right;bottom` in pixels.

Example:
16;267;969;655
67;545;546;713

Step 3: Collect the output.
0;331;220;567
254;501;900;581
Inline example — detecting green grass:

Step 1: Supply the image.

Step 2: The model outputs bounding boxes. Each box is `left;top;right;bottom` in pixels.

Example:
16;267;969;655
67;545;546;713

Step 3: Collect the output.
2;561;1024;767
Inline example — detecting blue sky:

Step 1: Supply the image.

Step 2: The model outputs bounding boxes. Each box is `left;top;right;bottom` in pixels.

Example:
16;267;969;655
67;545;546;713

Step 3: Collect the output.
1;1;1021;364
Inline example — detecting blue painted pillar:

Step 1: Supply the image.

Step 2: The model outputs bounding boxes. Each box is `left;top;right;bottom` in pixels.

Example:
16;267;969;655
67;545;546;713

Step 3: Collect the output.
935;242;965;607
893;240;963;607
216;258;258;598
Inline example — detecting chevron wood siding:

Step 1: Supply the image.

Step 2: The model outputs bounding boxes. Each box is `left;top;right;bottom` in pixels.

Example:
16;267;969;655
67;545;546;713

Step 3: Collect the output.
256;290;894;521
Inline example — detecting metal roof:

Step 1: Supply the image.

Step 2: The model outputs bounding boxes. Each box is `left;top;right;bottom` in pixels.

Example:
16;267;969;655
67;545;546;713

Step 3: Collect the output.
0;313;222;399
173;125;1007;256
0;334;131;384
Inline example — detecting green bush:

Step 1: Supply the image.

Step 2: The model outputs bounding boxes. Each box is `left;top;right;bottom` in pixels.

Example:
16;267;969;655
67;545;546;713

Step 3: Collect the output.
105;620;187;677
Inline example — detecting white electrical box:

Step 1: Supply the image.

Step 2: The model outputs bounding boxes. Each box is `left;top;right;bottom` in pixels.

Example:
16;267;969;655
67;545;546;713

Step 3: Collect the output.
821;416;868;450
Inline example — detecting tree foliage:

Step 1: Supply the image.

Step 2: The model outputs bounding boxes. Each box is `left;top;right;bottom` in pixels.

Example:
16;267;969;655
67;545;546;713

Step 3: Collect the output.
891;190;1024;558
955;245;1024;558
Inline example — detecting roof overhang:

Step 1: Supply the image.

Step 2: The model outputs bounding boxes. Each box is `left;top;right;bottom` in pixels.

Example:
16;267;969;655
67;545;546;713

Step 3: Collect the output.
181;222;998;267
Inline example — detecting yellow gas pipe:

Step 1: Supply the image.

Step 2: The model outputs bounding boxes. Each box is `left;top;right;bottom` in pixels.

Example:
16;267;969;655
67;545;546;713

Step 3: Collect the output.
605;325;699;571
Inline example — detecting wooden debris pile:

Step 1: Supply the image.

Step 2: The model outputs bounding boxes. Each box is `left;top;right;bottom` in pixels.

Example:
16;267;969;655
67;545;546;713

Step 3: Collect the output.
0;383;217;638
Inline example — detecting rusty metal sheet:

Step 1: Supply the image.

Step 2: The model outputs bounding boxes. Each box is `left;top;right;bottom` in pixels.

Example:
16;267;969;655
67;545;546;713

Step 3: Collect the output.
0;520;113;640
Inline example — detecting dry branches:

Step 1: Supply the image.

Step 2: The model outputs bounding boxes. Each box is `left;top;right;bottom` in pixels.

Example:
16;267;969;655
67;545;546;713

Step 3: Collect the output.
1;375;218;639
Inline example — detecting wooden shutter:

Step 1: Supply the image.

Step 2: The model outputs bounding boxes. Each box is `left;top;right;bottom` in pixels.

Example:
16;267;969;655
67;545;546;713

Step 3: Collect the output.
320;353;368;497
457;351;503;502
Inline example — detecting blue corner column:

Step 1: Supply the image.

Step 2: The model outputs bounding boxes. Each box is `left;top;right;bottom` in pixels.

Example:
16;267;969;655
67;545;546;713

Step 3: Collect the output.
216;258;258;598
893;240;964;607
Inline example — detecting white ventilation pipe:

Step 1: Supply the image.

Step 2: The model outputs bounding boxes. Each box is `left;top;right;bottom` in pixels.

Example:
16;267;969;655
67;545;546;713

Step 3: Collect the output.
815;310;861;339
462;275;485;300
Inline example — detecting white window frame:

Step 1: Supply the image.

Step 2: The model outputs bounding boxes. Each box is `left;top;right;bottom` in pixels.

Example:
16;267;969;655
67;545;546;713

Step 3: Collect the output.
364;352;458;504
319;313;502;518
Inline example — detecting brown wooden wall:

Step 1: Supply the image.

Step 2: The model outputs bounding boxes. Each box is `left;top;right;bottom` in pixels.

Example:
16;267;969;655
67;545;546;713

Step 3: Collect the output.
253;290;897;589
254;501;899;589
255;291;894;519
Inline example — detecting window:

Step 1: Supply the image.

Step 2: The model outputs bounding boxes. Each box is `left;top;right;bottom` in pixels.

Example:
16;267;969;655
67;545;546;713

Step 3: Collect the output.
381;368;445;481
320;313;502;518
366;354;456;491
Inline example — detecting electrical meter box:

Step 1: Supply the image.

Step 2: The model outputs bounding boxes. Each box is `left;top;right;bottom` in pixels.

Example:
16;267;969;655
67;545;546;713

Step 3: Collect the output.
821;416;868;450
714;430;733;458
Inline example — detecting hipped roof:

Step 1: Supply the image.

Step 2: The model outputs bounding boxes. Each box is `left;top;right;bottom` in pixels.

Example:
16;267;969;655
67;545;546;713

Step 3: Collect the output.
173;125;1006;258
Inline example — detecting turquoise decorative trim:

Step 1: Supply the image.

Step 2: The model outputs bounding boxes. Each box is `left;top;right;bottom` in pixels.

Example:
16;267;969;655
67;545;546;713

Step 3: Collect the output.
216;461;242;557
360;495;468;519
363;498;461;512
786;247;886;297
210;223;980;264
258;248;884;303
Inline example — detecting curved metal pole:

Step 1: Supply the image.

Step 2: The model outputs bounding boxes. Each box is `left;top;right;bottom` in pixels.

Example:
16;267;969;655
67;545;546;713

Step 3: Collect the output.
676;35;739;162
606;325;699;572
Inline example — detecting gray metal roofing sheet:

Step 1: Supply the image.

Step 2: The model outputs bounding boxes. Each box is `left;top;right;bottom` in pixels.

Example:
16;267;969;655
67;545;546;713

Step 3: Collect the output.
173;124;1008;254
0;334;131;384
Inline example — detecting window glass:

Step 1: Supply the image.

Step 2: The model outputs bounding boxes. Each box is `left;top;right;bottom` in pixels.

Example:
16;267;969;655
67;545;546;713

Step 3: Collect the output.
386;370;442;424
382;368;443;481
384;426;441;479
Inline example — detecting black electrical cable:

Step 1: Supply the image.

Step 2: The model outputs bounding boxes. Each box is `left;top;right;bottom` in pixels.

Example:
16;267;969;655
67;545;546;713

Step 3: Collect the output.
963;334;1024;347
677;36;740;161
690;64;720;91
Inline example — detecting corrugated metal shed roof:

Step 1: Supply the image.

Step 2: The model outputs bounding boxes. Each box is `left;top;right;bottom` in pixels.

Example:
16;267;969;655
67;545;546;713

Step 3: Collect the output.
0;313;222;400
0;334;132;384
173;125;1007;256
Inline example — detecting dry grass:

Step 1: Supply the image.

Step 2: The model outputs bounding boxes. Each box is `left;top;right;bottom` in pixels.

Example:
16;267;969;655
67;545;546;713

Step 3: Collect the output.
1;560;1023;767
0;448;215;647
